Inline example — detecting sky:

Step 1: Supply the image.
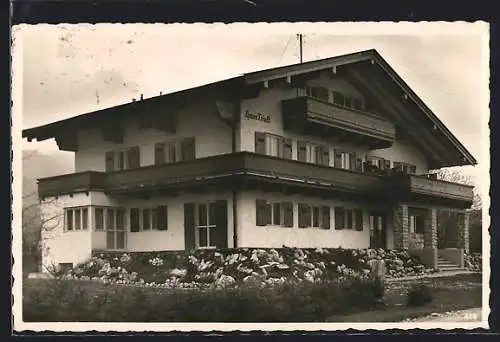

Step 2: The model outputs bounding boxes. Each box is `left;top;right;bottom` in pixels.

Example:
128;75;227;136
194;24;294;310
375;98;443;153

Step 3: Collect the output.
13;22;489;189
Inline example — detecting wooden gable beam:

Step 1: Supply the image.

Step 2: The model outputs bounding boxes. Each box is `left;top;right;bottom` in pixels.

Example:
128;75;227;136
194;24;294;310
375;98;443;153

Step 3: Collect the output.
347;69;443;162
359;67;452;157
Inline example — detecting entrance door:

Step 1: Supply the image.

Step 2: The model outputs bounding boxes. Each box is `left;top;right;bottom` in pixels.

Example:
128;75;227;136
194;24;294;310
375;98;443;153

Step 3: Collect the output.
369;212;386;249
106;208;126;249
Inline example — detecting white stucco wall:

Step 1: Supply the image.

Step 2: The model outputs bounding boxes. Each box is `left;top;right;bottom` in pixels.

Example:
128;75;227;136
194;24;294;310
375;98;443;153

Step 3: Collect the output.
39;192;93;272
74;99;232;172
368;139;429;174
237;190;370;249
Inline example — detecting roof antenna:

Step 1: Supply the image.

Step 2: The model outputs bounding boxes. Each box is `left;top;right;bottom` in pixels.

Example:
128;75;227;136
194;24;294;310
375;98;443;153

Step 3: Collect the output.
297;34;304;63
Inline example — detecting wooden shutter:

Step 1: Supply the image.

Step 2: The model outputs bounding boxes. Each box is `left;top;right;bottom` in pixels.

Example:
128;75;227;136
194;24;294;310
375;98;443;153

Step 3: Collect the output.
322;146;330;166
105;151;115;172
255;132;266;155
355;208;363;231
130;208;140;232
315;145;323;165
349;152;356;170
393;161;402;172
409;164;417;174
265;203;272;225
334;207;345;230
317;86;329;102
154;142;165;165
283;202;294;228
334;150;342;168
297;140;307;162
181;137;196;161
383;159;391;171
184;203;196;250
283;138;293;160
127;146;140;169
213;200;228;248
277;137;284;158
355;154;363;171
321;206;330;229
256;199;267;226
157;205;168;231
298;203;310;228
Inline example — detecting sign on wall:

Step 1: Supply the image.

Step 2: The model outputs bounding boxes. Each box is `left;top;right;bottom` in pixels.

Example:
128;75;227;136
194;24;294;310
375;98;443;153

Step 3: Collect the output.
244;109;271;123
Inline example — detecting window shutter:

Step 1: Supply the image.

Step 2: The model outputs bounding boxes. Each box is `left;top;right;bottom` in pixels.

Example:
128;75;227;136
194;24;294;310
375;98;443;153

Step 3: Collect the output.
315;146;323;165
283;202;294;228
322;146;330;166
130;208;140;232
355;208;363;231
127;146;141;169
297;140;307;162
409;164;417;174
393;161;402;172
105;151;115;172
317;87;329;102
256;199;267;226
321;206;331;229
157;205;168;231
154;143;166;165
349;152;356;170
383;159;391;171
181;137;196;161
283;138;293;160
355;154;363;171
213;200;228;248
184;203;196;250
334;150;342;168
298;203;310;228
265;203;272;225
255;132;266;155
277;137;284;158
334;207;344;230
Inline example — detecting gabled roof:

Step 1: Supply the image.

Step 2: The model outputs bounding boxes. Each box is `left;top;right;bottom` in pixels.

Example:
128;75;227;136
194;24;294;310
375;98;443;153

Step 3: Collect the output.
22;49;477;168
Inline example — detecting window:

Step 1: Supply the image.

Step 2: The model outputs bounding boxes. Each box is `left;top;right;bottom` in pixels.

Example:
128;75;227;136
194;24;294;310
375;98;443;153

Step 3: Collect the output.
298;203;330;229
409;215;424;234
334;151;363;171
332;91;344;106
340;152;351;170
334;207;363;230
155;137;196;165
256;199;294;228
306;86;329;102
130;206;168;232
255;132;292;159
95;208;104;231
195;203;216;248
297;140;329;166
105;146;140;171
393;161;417;174
64;207;90;231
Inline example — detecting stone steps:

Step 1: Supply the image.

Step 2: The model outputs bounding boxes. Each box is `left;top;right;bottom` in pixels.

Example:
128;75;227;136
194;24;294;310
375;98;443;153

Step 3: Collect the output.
437;257;464;271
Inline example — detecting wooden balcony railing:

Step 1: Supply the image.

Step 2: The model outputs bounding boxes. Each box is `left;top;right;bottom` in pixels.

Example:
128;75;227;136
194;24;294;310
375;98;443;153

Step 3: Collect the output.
281;96;396;146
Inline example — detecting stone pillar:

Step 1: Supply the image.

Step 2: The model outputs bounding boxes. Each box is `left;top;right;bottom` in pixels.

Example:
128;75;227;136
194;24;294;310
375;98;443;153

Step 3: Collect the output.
423;208;437;249
393;204;409;249
457;211;470;252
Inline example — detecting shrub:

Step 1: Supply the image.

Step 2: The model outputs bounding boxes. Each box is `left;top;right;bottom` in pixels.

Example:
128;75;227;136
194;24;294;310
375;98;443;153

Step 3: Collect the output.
23;276;385;322
406;284;434;307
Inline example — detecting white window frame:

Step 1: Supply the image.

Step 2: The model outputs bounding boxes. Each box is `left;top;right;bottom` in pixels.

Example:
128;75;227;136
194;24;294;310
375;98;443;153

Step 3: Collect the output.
269;201;286;226
64;207;89;232
97;207;127;250
340;152;351;170
195;202;217;249
264;133;285;158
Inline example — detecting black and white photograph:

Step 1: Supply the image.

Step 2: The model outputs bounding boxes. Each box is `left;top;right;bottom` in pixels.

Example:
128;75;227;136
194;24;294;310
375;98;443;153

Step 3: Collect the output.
12;21;490;331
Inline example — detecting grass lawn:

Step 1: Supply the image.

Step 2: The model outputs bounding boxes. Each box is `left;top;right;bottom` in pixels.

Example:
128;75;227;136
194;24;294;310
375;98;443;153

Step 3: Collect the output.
327;273;482;322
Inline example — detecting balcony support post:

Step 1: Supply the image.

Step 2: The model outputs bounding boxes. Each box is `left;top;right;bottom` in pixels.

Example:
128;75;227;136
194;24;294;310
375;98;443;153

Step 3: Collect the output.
423;208;437;249
393;203;409;249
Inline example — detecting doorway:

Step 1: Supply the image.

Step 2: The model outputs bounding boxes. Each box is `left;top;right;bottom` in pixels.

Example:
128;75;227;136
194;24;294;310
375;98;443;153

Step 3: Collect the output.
369;212;386;249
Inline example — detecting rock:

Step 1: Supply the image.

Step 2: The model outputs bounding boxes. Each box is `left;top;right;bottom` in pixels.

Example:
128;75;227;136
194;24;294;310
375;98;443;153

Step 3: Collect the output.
215;274;236;288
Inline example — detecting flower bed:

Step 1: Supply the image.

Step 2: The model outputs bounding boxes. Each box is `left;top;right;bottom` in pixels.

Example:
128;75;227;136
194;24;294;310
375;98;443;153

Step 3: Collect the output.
63;247;437;288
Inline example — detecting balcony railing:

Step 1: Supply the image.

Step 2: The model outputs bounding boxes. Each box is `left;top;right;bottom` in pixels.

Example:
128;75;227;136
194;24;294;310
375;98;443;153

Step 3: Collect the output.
37;152;386;198
388;172;474;206
281;96;396;145
36;153;474;207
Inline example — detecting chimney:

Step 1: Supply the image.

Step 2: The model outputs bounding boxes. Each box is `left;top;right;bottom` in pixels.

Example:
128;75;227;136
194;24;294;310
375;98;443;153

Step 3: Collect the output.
132;98;136;102
140;94;144;101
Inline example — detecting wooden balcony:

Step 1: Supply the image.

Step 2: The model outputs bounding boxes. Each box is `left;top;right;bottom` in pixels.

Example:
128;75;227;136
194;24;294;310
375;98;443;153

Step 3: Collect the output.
281;96;396;148
37;152;386;199
37;171;107;198
388;172;474;208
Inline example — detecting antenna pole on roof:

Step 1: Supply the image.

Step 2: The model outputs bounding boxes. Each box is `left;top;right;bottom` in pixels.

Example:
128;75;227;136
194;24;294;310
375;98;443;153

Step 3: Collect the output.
297;34;303;63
